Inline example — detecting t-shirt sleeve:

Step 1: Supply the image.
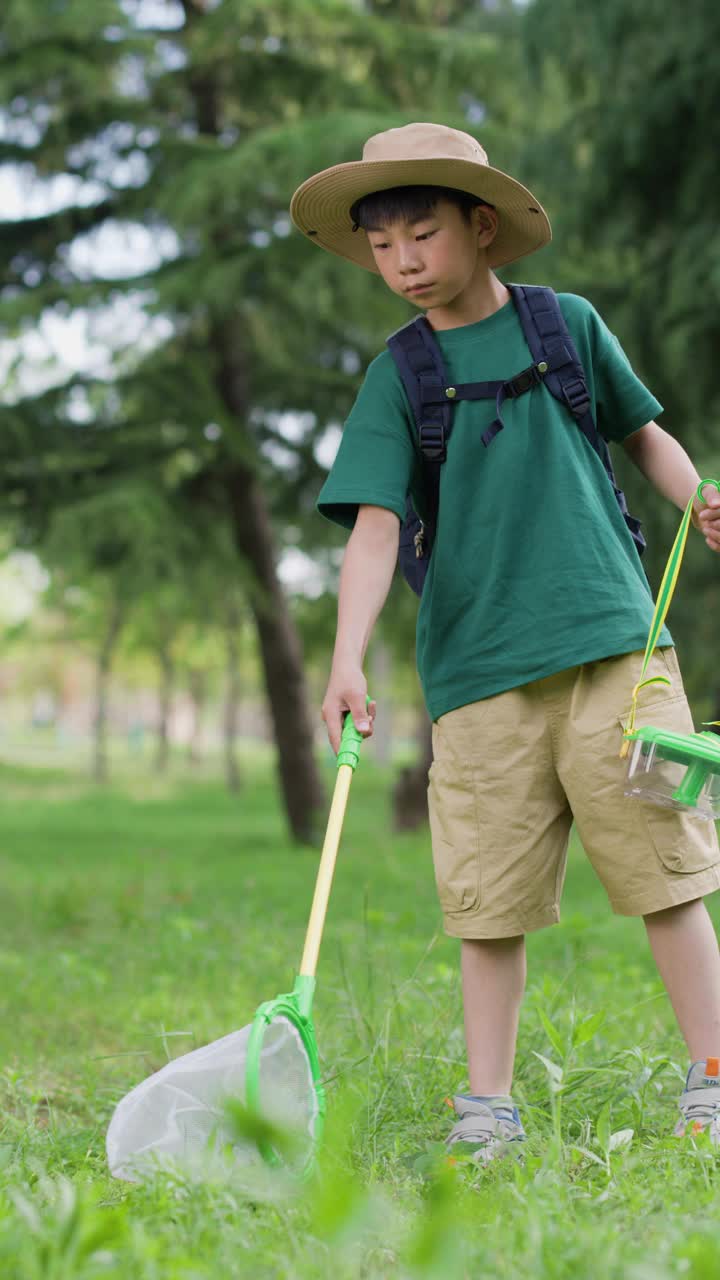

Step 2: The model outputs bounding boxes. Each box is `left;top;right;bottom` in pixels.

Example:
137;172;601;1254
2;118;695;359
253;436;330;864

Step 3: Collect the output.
316;351;417;530
586;303;663;443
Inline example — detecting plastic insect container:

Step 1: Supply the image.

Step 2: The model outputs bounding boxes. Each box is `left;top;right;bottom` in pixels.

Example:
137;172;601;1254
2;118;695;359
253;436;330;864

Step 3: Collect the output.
623;726;720;821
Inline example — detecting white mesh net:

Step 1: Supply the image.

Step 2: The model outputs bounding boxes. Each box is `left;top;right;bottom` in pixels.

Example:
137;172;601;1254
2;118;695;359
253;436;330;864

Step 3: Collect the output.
107;1015;318;1182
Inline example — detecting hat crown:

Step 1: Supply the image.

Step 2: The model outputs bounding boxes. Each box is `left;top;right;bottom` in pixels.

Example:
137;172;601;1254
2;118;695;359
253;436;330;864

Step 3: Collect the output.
362;122;489;168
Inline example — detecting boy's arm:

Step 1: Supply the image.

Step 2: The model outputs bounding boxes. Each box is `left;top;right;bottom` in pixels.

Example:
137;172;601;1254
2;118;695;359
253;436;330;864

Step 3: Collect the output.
322;504;400;754
622;422;720;552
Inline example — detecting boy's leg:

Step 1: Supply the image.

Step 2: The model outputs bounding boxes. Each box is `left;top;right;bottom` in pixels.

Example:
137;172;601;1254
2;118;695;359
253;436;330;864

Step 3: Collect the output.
462;935;526;1094
644;898;720;1140
446;935;528;1163
428;687;571;1161
551;650;720;1133
643;898;720;1059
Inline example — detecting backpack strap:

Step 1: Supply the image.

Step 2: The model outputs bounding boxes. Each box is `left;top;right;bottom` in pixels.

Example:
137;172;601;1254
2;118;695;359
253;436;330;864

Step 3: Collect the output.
387;315;454;543
386;290;646;596
507;284;600;455
508;284;646;556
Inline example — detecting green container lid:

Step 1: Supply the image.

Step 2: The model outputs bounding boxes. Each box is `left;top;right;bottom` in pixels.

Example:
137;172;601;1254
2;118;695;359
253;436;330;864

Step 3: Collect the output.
625;726;720;768
625;726;720;808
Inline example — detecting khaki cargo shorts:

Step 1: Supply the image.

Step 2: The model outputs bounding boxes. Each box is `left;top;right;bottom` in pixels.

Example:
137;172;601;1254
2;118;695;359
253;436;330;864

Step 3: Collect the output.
427;649;720;939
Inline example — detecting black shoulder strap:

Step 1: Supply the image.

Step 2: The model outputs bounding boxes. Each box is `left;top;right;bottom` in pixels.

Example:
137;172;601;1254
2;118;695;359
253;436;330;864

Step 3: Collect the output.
508;283;645;555
507;284;603;457
386;315;452;461
386;316;452;538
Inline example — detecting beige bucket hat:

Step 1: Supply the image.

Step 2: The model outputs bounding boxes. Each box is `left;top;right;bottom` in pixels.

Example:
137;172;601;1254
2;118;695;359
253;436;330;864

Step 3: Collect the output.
290;122;551;272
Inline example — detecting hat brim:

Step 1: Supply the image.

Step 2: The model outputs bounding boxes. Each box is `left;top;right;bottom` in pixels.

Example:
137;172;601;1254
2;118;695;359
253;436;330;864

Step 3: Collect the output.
290;156;551;271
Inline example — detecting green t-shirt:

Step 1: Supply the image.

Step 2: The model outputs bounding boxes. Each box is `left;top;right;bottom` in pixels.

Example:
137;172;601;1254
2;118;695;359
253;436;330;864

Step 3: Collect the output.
317;292;668;722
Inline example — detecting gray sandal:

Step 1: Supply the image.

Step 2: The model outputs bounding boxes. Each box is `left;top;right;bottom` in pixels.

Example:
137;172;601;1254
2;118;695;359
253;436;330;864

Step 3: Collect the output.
446;1094;526;1165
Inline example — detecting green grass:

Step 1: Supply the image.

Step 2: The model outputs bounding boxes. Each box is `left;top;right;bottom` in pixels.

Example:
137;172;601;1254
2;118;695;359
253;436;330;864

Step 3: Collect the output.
1;754;720;1277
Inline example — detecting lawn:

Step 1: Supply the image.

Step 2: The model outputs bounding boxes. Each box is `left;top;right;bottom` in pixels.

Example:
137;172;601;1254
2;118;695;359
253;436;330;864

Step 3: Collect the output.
1;752;720;1278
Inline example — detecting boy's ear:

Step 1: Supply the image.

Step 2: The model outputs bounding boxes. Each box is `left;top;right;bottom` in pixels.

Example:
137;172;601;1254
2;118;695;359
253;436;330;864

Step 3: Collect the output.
474;204;499;247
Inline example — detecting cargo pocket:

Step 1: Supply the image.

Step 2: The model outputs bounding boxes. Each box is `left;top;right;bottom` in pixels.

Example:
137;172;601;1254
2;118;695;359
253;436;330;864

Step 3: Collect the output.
427;758;480;912
619;689;720;876
640;793;720;876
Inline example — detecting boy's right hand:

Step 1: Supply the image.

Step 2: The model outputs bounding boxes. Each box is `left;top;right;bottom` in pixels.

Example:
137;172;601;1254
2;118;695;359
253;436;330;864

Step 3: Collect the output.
322;670;376;756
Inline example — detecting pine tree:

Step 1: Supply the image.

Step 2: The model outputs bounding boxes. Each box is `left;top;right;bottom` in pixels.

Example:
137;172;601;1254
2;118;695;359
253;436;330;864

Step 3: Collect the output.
0;0;525;835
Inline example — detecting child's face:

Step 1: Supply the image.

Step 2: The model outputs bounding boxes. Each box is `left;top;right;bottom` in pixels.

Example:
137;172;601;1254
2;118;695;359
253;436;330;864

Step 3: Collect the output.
364;198;497;317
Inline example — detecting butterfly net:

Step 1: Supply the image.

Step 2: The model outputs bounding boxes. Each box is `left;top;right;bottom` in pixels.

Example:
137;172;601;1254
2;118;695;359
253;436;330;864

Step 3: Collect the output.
107;1010;319;1182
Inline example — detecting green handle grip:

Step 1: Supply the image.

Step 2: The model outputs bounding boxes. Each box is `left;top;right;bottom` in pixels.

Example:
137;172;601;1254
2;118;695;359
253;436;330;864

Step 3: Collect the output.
336;697;371;771
672;757;712;808
697;478;720;504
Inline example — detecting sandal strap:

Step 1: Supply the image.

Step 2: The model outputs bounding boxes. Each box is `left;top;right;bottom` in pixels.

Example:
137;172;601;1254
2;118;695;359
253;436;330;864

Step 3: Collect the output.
447;1095;525;1148
447;1108;498;1147
679;1086;720;1125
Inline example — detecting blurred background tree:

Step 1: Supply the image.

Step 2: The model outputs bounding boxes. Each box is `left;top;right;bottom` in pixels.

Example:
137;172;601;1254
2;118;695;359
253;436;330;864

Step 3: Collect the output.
1;0;718;834
0;0;529;835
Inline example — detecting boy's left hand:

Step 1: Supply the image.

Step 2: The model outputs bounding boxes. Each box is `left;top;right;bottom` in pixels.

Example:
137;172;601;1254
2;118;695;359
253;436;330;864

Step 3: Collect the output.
693;484;720;553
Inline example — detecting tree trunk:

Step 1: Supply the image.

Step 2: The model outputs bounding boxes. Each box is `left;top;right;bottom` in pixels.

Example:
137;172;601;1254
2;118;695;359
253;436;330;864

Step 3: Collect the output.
92;595;124;783
155;644;174;775
223;600;242;793
186;667;207;765
181;19;324;841
392;707;433;832
225;465;324;841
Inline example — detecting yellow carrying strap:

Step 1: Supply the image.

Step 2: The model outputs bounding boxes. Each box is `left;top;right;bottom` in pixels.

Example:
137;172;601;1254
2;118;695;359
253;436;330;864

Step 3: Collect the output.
620;478;720;757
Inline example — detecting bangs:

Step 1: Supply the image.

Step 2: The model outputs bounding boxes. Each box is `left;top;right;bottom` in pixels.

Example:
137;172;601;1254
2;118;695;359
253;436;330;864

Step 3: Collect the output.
350;185;489;231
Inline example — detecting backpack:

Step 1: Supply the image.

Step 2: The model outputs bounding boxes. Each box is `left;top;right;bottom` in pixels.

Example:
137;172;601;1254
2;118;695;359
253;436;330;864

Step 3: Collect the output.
386;283;645;596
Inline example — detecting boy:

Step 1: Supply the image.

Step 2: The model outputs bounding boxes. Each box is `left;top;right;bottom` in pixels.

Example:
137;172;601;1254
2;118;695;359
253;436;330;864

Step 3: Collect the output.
290;122;720;1162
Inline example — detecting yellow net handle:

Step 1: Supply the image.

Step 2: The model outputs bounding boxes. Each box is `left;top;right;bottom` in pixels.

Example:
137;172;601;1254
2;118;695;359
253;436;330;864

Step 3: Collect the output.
299;764;353;978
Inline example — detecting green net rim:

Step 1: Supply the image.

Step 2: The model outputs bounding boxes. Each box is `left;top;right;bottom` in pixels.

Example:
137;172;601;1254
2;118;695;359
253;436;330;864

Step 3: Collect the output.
625;725;720;768
245;975;325;1172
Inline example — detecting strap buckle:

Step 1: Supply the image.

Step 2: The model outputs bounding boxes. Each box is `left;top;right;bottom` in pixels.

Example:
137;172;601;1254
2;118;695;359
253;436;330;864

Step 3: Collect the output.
419;421;446;462
505;365;541;398
562;376;591;417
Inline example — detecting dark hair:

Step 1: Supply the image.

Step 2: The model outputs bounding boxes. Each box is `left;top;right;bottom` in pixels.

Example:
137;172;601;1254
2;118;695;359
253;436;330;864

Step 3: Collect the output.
350;184;491;232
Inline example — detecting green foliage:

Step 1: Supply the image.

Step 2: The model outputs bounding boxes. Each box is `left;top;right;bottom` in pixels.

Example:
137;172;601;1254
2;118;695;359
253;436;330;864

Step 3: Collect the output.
0;0;537;730
525;0;720;419
0;1175;130;1280
0;0;524;523
1;759;720;1274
